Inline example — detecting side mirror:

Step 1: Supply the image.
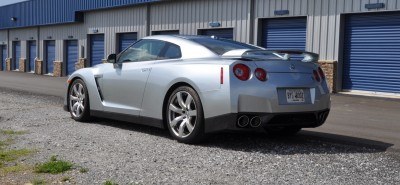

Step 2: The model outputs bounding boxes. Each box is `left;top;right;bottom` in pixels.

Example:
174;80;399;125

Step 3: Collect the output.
107;54;116;63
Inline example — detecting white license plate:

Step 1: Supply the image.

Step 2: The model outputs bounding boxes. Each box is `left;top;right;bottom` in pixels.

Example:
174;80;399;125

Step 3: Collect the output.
286;89;305;103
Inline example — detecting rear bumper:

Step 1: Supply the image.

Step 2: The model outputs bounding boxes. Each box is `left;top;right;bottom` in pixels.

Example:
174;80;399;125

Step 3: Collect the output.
204;109;330;133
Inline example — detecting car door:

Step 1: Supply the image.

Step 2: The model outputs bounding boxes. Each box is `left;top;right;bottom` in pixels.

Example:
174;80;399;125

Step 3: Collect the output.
100;39;167;115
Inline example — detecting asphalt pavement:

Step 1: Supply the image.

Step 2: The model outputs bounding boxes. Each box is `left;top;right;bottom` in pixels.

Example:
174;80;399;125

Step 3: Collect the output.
1;71;399;152
0;71;67;97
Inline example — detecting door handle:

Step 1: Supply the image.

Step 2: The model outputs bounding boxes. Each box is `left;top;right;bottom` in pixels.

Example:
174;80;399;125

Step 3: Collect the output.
94;74;103;78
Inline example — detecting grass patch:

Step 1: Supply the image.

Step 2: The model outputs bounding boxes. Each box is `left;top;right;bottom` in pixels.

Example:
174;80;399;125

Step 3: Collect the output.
35;156;73;174
0;138;14;149
0;129;27;135
32;178;46;185
1;163;31;175
0;148;33;169
0;130;33;178
0;149;33;163
0;137;33;171
104;180;119;185
79;167;89;173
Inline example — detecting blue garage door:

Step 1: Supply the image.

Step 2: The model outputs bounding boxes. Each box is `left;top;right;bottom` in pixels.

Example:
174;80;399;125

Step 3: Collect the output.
152;30;180;36
261;18;307;50
13;41;21;70
1;45;6;70
90;34;104;66
199;28;234;40
45;40;56;74
118;33;137;53
28;41;36;72
66;40;78;75
343;13;400;93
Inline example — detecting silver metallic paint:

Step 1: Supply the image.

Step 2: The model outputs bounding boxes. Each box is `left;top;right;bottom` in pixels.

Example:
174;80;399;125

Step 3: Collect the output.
64;35;330;131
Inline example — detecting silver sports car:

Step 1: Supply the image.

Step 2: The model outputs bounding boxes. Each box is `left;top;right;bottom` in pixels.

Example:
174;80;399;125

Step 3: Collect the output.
64;35;330;143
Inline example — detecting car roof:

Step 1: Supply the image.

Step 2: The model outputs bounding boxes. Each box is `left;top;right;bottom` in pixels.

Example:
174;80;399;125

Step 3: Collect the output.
142;35;220;59
144;34;212;40
173;35;214;39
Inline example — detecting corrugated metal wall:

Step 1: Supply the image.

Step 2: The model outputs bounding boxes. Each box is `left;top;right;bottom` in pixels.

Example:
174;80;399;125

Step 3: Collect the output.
0;30;7;44
8;27;38;59
0;0;399;89
6;4;149;63
255;0;400;61
0;0;158;29
85;5;148;57
2;0;400;61
40;24;86;61
150;0;251;43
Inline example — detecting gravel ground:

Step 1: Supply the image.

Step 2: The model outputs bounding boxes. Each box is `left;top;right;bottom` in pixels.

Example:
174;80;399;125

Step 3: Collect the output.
0;88;400;185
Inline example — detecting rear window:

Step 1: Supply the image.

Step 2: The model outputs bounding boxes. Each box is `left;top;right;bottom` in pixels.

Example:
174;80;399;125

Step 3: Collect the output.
190;38;259;55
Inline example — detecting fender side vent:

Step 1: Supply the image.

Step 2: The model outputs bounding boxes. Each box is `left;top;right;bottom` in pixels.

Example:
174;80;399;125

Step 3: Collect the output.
94;77;104;101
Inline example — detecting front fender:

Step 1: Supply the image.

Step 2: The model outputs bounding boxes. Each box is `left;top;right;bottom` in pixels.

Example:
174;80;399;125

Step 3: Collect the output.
66;68;103;112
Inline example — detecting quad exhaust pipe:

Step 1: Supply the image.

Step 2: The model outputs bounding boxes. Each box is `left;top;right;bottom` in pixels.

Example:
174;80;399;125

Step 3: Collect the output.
237;115;262;128
250;116;262;128
237;115;250;128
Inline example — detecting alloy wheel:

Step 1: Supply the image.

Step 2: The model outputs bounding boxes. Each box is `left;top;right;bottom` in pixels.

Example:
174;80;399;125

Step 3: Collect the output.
168;91;197;138
69;82;86;118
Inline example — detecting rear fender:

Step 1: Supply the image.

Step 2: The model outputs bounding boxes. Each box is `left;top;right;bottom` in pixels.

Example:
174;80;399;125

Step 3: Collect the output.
140;62;231;120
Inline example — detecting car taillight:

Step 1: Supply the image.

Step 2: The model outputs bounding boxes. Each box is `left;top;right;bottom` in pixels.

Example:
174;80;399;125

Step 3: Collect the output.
233;64;250;81
313;70;321;82
318;67;325;80
255;68;267;81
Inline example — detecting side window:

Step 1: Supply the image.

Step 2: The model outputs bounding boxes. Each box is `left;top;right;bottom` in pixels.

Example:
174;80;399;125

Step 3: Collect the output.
117;39;166;63
161;44;182;59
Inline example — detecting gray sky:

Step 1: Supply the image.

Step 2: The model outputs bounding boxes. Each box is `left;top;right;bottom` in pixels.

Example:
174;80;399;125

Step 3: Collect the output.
0;0;27;6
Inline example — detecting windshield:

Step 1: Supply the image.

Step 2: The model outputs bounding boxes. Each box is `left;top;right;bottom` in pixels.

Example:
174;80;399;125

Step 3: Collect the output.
190;38;259;55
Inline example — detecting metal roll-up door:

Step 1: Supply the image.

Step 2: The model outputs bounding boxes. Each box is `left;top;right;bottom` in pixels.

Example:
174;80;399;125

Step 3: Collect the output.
1;45;6;70
28;41;36;72
45;40;56;74
90;34;105;66
152;30;180;36
13;42;21;70
199;28;234;40
261;18;307;50
343;13;400;93
66;40;78;75
118;33;137;53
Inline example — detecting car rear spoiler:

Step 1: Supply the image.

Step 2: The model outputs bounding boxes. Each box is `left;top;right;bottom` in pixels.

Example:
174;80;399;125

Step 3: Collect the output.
221;49;319;63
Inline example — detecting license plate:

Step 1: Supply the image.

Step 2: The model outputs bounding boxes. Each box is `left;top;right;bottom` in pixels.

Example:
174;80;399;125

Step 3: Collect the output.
286;89;305;103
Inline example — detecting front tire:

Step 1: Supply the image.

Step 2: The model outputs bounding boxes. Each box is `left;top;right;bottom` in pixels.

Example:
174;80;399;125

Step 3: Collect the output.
68;79;91;122
166;86;205;144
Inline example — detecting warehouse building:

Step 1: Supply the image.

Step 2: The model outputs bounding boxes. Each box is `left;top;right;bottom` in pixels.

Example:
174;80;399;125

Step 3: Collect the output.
0;0;399;95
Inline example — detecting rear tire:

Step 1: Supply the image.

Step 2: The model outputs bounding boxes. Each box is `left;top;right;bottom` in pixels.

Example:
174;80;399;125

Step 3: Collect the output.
68;79;91;122
165;86;205;144
264;127;301;137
